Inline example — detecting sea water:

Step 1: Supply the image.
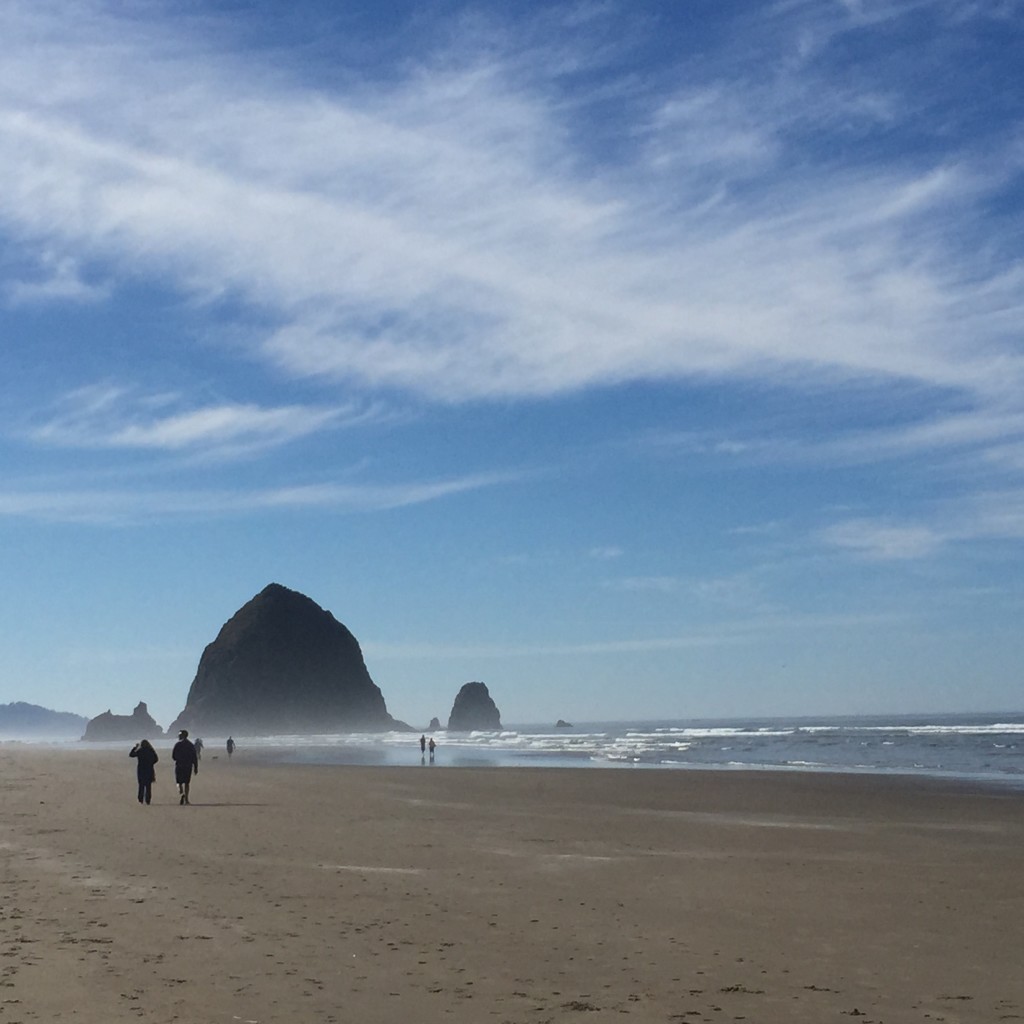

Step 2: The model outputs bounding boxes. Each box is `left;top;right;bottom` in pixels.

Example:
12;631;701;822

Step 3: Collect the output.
228;711;1024;787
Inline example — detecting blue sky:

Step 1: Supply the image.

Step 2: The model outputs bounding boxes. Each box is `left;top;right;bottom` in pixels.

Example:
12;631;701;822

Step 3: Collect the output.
1;0;1022;730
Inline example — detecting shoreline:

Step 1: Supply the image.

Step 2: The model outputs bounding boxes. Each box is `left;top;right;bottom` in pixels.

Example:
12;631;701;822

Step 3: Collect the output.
2;748;1023;1022
7;733;1024;794
7;708;1022;785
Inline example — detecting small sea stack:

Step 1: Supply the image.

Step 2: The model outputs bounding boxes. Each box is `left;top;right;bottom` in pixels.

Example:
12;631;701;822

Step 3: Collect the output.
83;701;164;741
447;681;502;731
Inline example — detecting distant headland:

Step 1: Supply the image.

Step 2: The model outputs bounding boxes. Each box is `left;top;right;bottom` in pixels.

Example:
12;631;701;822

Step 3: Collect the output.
0;702;88;739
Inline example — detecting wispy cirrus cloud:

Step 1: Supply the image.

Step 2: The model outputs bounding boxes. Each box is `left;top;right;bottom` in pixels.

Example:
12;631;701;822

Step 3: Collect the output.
819;519;946;561
641;406;1024;481
606;576;680;594
4;252;109;305
364;608;911;660
0;0;1020;412
27;385;382;458
819;489;1024;561
603;571;776;611
0;470;518;525
588;545;624;560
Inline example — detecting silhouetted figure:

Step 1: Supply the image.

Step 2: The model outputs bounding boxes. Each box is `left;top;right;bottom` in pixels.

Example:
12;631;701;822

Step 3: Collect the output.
194;737;204;761
172;729;199;805
226;736;235;759
419;734;426;754
428;737;436;763
129;739;159;805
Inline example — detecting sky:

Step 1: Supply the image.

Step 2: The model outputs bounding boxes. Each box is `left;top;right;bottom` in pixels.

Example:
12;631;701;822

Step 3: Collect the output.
1;0;1022;731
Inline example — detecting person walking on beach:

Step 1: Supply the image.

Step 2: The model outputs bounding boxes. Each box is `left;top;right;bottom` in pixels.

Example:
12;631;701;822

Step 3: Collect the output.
428;736;436;763
194;737;204;761
226;736;235;759
172;729;199;805
129;739;159;805
419;734;426;756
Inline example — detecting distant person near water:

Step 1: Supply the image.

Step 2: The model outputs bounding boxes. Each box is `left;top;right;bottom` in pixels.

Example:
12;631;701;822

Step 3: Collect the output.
172;729;199;805
129;739;159;805
226;736;235;759
194;737;204;761
419;734;426;756
428;737;436;763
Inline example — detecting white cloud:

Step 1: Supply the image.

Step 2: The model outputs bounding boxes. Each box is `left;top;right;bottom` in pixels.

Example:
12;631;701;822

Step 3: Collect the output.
0;471;518;525
588;545;624;560
729;521;785;537
645;86;780;176
0;0;1020;412
252;473;520;512
4;253;108;305
642;406;1024;481
959;490;1024;542
692;574;772;610
364;608;911;659
607;576;680;593
28;385;378;458
818;489;1024;561
819;519;945;560
605;569;776;609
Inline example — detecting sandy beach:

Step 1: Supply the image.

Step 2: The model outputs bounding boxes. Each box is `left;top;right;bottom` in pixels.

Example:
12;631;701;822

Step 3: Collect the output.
1;747;1022;1023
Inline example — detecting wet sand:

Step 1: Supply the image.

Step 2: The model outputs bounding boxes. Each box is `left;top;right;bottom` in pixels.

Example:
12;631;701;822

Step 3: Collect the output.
1;746;1022;1023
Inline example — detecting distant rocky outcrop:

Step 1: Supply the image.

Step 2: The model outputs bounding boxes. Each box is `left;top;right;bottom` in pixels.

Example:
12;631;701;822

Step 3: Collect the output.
169;583;406;736
83;701;163;741
555;719;573;729
428;717;441;731
447;681;502;732
0;702;88;739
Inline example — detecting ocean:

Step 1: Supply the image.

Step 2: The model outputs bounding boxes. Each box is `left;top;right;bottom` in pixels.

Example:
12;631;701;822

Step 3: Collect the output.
231;710;1024;788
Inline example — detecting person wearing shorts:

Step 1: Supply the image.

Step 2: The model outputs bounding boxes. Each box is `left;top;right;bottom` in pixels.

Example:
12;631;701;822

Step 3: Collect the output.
171;729;199;805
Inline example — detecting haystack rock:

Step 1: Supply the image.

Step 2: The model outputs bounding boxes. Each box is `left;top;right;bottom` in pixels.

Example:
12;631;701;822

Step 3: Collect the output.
428;717;441;731
169;583;405;735
447;681;502;732
83;701;163;741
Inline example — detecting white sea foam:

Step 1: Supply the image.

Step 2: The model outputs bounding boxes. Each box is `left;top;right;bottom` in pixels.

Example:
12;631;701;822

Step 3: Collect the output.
799;723;1024;736
48;713;1022;786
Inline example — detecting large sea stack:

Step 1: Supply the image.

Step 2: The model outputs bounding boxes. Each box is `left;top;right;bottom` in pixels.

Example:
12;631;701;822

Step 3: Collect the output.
169;583;402;735
447;681;502;732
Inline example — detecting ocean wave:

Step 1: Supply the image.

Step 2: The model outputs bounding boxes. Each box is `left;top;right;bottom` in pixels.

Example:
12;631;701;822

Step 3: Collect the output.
32;713;1024;786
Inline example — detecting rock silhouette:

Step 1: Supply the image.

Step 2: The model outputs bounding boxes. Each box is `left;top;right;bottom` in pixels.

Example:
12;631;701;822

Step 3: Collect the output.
83;701;163;741
169;583;403;735
447;681;502;731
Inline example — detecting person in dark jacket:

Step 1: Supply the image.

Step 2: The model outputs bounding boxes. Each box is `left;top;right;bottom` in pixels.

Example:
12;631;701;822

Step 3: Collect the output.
129;739;159;805
171;729;199;805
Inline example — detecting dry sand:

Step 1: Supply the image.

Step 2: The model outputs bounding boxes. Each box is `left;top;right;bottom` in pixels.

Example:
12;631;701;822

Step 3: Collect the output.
1;746;1022;1024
